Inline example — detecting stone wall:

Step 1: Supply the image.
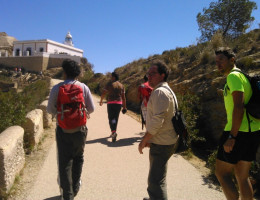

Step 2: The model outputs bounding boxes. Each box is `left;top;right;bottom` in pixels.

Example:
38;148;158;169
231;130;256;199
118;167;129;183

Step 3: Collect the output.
0;56;45;72
22;109;44;148
0;126;25;196
0;55;81;72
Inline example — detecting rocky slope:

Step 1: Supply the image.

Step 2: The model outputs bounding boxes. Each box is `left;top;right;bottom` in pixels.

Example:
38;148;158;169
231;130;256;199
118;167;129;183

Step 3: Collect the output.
85;29;260;146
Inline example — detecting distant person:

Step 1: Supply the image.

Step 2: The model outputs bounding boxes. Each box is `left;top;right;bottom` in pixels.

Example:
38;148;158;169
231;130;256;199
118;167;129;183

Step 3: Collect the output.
214;47;260;200
47;59;95;200
138;75;153;129
99;71;127;142
138;60;178;200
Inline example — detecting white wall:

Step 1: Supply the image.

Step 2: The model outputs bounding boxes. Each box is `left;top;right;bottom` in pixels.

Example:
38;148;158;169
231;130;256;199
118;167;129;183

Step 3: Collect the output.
13;39;83;57
47;42;83;57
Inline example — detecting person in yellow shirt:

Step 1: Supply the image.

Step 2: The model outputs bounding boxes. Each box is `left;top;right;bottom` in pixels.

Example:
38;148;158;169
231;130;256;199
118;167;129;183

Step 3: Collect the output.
215;47;260;200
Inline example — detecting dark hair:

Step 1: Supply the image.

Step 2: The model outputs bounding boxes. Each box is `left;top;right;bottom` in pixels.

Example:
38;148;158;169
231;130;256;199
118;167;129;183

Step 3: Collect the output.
215;47;236;59
151;60;169;81
144;75;148;82
62;59;81;79
112;71;119;81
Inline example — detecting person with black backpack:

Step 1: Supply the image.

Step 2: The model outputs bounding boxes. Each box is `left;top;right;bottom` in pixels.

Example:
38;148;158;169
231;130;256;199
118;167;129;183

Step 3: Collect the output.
214;47;260;200
47;59;95;200
138;60;178;200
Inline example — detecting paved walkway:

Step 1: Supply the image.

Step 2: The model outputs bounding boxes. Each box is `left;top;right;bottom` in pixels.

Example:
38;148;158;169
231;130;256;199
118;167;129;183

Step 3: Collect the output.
25;79;224;200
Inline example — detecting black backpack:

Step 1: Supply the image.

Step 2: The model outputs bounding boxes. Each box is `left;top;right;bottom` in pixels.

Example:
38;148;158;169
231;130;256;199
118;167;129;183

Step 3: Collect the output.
161;86;189;153
229;69;260;131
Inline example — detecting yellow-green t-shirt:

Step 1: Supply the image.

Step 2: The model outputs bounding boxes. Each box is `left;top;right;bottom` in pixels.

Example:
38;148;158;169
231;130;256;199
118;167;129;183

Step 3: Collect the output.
224;68;260;132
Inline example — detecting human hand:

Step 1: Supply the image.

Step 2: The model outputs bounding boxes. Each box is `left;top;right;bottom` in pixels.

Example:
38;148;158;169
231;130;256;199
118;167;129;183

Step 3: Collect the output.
122;108;127;114
99;102;103;106
138;140;146;154
223;138;235;153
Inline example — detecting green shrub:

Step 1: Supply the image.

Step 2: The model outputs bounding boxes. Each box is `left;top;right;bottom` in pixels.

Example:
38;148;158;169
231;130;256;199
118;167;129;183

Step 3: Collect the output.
177;92;202;145
0;79;49;133
207;150;217;176
236;57;256;69
0;91;27;133
88;82;100;94
22;79;49;113
80;70;94;83
210;32;225;50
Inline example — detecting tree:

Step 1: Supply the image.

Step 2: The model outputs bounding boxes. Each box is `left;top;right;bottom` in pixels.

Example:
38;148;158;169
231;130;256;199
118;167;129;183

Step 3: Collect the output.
197;0;257;41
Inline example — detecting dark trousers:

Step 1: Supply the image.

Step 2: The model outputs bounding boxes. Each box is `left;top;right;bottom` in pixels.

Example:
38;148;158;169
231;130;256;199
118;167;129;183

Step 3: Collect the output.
148;143;175;200
56;126;87;200
107;104;122;132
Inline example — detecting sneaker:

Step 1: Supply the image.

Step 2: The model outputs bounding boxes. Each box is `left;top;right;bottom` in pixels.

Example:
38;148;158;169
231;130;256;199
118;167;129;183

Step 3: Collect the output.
111;132;117;142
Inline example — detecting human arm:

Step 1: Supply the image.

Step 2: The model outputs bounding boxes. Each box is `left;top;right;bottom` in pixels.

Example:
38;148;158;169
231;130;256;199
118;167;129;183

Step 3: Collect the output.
83;85;95;114
122;87;127;110
46;85;59;116
138;132;153;154
99;90;107;106
224;91;244;153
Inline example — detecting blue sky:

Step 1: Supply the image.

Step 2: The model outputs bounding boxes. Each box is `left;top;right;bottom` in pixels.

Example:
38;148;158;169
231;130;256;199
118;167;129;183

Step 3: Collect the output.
1;0;259;73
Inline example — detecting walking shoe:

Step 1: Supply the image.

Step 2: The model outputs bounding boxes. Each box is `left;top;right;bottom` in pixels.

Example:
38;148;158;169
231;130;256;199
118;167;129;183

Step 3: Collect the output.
111;132;117;142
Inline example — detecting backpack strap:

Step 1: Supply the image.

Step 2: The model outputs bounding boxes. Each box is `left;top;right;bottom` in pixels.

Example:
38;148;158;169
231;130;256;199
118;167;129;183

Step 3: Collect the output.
160;86;178;113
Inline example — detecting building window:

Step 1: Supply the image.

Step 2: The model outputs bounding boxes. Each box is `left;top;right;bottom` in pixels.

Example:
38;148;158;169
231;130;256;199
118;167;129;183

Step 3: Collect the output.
26;47;32;56
15;49;20;56
39;47;44;52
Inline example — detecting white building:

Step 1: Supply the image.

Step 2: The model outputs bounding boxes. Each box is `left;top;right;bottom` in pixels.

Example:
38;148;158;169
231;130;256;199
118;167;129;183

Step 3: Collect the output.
13;32;83;57
0;32;84;72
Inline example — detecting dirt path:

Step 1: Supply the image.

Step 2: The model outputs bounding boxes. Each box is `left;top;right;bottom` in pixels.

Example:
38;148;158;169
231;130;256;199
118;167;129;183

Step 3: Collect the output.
8;79;224;200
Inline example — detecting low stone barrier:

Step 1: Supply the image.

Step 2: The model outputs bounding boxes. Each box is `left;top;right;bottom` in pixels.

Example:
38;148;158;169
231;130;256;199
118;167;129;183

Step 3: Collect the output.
0;126;25;196
22;109;43;148
38;100;52;128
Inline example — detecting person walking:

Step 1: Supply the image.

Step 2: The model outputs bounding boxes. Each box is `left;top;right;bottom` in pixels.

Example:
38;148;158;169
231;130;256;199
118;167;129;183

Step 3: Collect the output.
99;71;127;142
214;47;260;200
138;75;153;129
47;59;95;200
138;60;178;200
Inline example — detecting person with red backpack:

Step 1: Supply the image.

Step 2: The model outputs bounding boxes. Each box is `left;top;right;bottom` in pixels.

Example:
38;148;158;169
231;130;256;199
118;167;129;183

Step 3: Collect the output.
47;59;94;200
138;75;153;129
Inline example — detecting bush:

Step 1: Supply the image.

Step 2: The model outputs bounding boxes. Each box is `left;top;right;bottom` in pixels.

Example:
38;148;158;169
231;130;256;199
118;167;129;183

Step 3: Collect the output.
88;82;100;94
236;57;256;69
0;91;27;133
207;150;218;177
79;70;94;84
177;92;202;146
22;80;49;113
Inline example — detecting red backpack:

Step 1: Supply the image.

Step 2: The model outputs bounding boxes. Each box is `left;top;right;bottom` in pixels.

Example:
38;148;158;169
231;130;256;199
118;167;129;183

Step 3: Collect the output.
139;82;153;106
57;83;87;129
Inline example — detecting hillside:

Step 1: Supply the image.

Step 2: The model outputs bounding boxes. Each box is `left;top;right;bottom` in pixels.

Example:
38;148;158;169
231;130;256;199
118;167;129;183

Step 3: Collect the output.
84;29;260;150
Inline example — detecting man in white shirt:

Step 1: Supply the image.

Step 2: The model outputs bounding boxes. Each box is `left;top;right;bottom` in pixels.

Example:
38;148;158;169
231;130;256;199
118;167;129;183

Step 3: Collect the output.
139;60;178;200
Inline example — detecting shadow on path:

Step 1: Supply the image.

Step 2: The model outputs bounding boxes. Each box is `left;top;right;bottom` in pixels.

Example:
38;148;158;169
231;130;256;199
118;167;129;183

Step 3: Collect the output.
86;132;145;147
201;175;222;192
43;195;61;200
